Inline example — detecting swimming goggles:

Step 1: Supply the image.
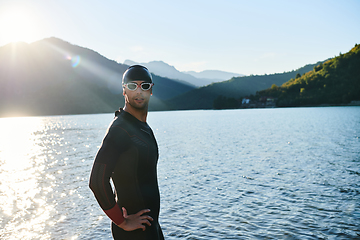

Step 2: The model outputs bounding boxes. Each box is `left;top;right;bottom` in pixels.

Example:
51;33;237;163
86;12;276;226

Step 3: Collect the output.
123;82;154;91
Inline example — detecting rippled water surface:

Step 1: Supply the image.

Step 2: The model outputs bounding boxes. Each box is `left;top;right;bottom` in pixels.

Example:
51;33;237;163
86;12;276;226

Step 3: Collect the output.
0;107;359;239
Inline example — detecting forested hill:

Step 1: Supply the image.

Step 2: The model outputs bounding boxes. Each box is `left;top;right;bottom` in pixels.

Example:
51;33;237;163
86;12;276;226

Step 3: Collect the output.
0;38;195;117
166;60;326;110
256;44;360;106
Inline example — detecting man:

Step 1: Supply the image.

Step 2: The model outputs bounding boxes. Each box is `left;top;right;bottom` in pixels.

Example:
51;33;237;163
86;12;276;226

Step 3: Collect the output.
89;65;164;239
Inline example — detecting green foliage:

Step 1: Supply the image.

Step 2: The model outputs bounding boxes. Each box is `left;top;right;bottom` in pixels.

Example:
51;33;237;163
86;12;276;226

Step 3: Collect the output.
257;44;360;106
271;84;278;90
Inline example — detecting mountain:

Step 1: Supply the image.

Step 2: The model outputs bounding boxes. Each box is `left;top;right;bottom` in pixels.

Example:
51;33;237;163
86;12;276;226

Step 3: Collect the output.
184;70;244;80
255;44;360;107
124;60;200;86
0;38;195;117
3;37;355;117
123;60;243;87
166;60;328;110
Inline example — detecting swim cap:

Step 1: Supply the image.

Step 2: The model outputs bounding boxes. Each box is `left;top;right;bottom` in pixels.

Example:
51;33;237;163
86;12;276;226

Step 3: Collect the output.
122;65;152;84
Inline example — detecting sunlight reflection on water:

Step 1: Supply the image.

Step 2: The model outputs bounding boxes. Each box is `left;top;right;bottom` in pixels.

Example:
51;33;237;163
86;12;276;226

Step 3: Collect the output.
0;116;94;240
0;117;52;239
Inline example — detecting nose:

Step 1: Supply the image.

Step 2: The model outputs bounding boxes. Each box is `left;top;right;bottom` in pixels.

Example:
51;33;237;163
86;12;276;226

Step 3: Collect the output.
135;85;143;93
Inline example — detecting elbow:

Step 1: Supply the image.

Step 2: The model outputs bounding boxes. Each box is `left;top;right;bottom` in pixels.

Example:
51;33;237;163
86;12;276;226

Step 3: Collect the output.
89;177;95;193
89;181;92;191
89;175;103;196
89;162;107;195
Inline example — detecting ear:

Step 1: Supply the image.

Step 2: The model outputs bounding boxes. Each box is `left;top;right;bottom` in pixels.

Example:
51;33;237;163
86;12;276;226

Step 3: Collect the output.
150;88;153;96
123;87;126;96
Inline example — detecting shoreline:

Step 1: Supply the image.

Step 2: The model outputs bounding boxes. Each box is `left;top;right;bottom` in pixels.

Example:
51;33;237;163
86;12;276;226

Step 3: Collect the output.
1;103;359;118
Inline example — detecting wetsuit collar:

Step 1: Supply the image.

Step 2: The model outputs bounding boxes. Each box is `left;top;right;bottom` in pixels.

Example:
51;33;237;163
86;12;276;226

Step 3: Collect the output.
115;108;149;127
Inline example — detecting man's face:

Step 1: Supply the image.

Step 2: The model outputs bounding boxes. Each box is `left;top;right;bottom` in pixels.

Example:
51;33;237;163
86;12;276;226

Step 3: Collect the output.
123;81;152;110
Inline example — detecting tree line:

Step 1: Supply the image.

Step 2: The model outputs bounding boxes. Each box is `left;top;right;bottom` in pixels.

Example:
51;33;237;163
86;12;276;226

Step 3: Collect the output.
213;44;360;109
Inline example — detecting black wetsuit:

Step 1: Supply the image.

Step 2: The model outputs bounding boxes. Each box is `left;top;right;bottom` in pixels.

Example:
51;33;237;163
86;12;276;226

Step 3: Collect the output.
89;109;164;240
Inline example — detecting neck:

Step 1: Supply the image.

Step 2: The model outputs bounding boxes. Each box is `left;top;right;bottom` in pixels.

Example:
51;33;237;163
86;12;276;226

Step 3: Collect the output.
123;104;148;122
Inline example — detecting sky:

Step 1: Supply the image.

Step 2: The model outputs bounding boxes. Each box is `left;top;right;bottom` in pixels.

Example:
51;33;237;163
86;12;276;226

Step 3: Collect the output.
0;0;359;75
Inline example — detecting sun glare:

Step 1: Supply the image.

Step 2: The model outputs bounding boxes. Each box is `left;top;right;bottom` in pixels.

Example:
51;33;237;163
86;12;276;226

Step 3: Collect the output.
0;117;54;239
0;6;41;45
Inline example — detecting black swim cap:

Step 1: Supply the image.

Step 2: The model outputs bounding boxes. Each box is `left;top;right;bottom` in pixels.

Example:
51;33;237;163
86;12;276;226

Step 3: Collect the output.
122;65;152;84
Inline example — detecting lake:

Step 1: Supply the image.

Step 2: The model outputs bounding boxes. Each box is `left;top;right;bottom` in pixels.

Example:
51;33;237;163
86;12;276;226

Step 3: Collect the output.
0;107;359;239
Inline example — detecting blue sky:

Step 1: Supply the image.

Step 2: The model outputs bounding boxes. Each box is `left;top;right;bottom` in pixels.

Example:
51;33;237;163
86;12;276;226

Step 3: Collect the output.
0;0;359;75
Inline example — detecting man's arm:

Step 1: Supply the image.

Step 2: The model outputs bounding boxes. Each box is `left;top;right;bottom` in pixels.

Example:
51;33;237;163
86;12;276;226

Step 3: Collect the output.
89;126;153;230
89;126;130;225
89;161;125;225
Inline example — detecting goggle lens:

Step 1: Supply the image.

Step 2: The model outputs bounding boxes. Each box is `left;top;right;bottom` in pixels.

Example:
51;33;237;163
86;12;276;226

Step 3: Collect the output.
141;83;152;90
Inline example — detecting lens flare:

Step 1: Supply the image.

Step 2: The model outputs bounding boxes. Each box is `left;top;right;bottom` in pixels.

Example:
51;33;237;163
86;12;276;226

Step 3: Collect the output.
70;55;81;68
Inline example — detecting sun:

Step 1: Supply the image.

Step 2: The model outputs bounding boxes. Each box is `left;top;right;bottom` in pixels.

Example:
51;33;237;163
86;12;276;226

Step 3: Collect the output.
0;5;41;45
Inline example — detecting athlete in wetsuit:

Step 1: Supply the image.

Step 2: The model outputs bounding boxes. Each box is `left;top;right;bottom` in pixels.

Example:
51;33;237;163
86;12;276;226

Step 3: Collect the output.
89;65;164;240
